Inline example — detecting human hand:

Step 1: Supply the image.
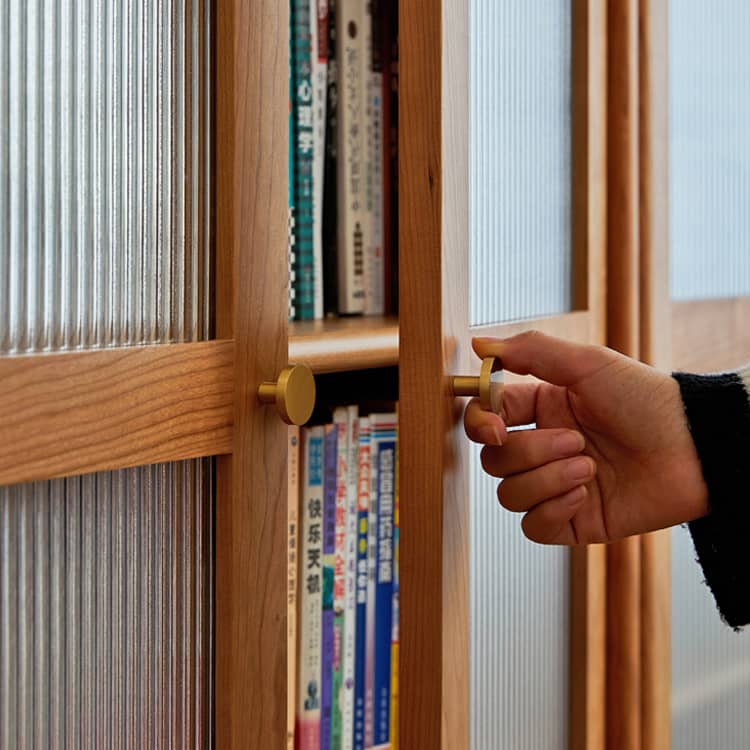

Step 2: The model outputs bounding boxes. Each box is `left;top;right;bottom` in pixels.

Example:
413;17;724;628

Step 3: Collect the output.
464;331;709;545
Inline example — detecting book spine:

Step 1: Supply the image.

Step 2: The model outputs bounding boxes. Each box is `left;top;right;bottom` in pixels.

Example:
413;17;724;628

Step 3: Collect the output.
383;0;398;315
322;0;339;316
353;417;370;750
389;421;399;750
365;0;385;315
311;0;328;319
342;406;360;750
372;414;396;747
292;0;315;320
363;415;379;747
331;408;350;748
297;426;325;750
289;15;297;322
321;423;339;749
288;427;301;750
336;0;366;314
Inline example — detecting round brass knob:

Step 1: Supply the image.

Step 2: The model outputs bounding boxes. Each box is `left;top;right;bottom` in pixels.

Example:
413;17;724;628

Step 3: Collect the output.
257;364;316;426
451;356;504;414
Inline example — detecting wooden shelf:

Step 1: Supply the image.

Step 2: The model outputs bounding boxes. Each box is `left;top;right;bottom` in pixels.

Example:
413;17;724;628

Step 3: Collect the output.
289;316;399;373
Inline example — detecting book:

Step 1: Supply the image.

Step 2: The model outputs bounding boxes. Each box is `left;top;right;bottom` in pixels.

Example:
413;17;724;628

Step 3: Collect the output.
382;0;398;314
365;0;385;315
336;0;366;314
353;417;371;750
288;426;301;750
342;406;360;750
372;412;397;748
331;407;351;747
321;423;339;748
292;0;316;320
297;426;325;749
289;26;297;322
311;0;328;319
322;0;339;316
389;419;399;750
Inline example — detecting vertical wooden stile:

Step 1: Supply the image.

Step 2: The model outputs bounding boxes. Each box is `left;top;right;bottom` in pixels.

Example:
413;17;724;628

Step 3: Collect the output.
215;1;291;747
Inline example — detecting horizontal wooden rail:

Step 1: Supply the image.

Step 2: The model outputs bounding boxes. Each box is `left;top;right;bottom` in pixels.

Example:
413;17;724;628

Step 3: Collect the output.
0;340;235;486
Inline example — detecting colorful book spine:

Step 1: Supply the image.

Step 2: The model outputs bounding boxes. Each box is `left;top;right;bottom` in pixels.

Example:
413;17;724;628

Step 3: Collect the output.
365;0;385;315
321;423;339;748
297;426;325;749
363;413;379;747
322;0;339;315
292;0;315;319
389;421;399;750
311;0;328;319
289;17;297;322
336;0;366;314
372;413;397;748
353;417;371;750
288;427;301;750
331;407;350;748
342;406;360;750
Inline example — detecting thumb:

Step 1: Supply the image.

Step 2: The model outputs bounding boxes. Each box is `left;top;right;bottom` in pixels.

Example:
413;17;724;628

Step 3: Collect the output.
472;331;613;387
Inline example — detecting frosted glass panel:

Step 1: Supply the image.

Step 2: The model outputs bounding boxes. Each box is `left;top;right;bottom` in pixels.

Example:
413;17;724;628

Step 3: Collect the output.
470;1;572;326
0;459;214;748
470;443;569;749
0;0;211;353
672;525;750;749
670;0;750;300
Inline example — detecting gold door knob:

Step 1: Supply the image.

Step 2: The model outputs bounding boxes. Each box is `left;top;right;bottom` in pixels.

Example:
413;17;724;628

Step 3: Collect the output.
257;363;316;426
451;356;504;414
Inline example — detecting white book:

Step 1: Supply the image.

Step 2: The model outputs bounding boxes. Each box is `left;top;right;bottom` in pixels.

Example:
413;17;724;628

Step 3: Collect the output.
297;426;325;747
336;0;366;314
311;0;328;319
364;2;385;315
342;405;360;750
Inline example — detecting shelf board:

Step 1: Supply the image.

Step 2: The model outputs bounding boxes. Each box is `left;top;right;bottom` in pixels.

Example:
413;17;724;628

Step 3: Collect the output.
289;316;399;373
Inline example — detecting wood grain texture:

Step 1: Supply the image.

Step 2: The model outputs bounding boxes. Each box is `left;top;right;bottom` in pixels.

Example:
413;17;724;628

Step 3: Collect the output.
639;2;672;749
289;316;399;372
0;341;233;486
214;0;290;747
672;298;750;373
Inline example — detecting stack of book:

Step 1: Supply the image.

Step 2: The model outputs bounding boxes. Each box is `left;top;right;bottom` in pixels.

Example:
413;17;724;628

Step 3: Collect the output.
289;0;399;321
287;408;399;749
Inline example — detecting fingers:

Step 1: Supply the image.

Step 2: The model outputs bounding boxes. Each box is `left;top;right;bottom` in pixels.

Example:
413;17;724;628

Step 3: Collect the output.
472;330;615;387
497;455;595;512
521;486;588;545
463;383;542;444
481;428;585;477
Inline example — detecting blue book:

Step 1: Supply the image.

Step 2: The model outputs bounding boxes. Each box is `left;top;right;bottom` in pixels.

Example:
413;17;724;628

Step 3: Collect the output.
352;417;371;750
321;423;338;748
371;413;397;747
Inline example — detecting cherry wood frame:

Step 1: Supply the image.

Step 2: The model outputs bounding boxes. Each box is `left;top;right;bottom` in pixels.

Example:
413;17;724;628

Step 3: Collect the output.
399;1;607;747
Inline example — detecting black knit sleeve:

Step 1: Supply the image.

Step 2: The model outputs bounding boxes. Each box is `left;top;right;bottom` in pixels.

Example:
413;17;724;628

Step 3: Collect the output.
673;369;750;629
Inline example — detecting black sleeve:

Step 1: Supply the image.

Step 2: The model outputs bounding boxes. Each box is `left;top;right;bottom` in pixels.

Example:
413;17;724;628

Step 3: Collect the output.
673;370;750;630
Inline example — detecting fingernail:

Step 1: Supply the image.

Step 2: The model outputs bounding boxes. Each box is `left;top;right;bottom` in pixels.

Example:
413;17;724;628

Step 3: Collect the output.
478;425;503;446
553;432;584;456
566;457;593;481
562;486;587;505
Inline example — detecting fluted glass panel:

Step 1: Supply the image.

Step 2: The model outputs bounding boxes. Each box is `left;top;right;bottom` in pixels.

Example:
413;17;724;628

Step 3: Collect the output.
470;442;569;749
0;0;211;353
469;0;572;326
672;525;750;749
670;0;750;300
0;459;214;748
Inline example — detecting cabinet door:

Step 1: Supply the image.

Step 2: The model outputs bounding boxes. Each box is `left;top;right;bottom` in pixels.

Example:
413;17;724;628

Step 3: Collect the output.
668;1;750;747
0;1;290;747
399;1;606;748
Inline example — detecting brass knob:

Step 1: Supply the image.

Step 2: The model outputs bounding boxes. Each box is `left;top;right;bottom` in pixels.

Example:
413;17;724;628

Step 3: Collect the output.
257;364;316;425
451;356;504;414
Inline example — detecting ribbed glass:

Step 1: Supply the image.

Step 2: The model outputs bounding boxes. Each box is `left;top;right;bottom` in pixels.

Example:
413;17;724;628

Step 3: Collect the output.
670;0;750;300
0;459;214;748
672;525;750;749
470;443;570;749
0;0;212;353
469;0;572;327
